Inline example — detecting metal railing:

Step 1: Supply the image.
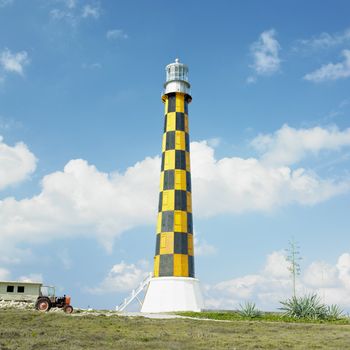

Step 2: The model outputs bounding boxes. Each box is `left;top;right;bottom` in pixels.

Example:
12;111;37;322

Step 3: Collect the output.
115;272;152;312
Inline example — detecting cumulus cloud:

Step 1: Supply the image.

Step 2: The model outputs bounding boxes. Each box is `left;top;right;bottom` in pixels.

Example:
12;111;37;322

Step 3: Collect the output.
0;156;160;254
303;261;338;288
251;124;350;165
1;125;350;260
337;253;350;289
88;261;150;294
50;8;73;21
0;0;13;7
0;246;32;265
50;1;100;24
206;137;221;148
57;248;72;270
81;4;100;19
304;50;350;82
0;116;22;131
0;48;29;76
18;273;43;283
206;251;350;311
194;234;217;256
248;29;281;81
0;267;10;280
263;251;290;278
246;76;256;84
81;62;102;70
191;140;350;216
0;136;37;190
297;28;350;50
106;29;128;40
65;0;77;8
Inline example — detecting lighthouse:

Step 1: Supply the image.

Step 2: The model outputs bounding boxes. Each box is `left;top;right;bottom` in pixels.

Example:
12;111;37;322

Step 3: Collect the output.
141;59;203;313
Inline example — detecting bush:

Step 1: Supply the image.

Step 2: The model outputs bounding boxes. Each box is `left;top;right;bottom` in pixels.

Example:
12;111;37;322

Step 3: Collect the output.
280;294;343;320
238;302;262;318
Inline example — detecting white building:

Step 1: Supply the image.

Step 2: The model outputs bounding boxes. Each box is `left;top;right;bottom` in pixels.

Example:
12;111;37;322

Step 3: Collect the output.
0;281;42;302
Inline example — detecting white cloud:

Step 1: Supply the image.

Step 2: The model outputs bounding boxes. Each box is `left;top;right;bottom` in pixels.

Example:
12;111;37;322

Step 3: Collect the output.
88;261;149;294
50;8;71;21
0;156;160;254
18;273;43;283
206;137;221;148
81;62;102;69
297;28;350;50
303;261;338;288
249;29;281;77
263;250;290;278
206;254;289;309
337;253;350;289
65;0;77;9
0;0;13;7
194;234;217;256
0;267;10;280
50;1;100;24
0;136;37;190
106;29;128;40
81;4;100;19
191;140;350;216
206;251;350;311
0;116;22;130
304;50;350;82
0;247;32;265
0;48;29;76
57;248;72;270
246;76;256;84
251;124;350;165
1;125;350;259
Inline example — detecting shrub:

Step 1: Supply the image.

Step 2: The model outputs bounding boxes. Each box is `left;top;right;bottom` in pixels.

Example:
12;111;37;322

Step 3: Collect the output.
238;302;262;318
280;294;343;320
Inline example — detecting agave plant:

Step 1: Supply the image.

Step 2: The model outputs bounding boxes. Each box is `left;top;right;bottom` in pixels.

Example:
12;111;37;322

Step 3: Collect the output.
279;294;329;319
238;301;262;318
326;304;344;319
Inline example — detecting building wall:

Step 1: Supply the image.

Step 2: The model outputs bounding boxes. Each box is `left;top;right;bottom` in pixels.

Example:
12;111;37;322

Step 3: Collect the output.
0;282;42;302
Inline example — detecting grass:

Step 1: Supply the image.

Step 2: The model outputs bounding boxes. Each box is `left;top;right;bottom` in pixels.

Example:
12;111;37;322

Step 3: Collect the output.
1;309;350;349
177;310;350;324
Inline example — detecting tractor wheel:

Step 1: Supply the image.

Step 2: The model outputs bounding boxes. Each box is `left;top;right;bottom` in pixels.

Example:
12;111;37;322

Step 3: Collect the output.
36;298;51;312
63;305;73;314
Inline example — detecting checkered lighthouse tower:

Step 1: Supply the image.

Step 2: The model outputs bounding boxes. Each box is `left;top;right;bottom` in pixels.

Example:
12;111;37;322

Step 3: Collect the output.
141;59;204;313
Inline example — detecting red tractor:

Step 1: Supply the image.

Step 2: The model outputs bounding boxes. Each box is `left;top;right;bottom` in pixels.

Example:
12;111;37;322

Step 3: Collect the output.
35;286;73;314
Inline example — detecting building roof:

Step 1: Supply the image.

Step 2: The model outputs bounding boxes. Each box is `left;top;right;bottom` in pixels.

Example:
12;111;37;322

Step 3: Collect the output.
0;280;43;286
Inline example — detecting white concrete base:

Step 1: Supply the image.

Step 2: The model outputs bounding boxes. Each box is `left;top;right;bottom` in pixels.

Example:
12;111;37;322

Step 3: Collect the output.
141;277;203;313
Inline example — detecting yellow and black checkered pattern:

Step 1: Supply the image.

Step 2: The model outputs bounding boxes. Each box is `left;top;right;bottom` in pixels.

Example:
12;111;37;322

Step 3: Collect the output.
153;92;195;278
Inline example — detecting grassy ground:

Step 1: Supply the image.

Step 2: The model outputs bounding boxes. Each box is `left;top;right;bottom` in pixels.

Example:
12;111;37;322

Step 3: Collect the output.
177;311;350;324
1;309;350;349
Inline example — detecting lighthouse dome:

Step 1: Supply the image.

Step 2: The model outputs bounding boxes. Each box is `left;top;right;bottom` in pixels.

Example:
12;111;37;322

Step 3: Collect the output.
164;58;191;95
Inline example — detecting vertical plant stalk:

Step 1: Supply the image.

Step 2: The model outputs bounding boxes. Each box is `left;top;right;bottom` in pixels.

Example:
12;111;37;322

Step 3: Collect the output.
286;239;301;299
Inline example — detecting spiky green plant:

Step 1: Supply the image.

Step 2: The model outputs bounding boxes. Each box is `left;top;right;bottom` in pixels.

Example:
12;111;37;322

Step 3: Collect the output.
280;294;332;320
238;302;262;318
326;304;344;320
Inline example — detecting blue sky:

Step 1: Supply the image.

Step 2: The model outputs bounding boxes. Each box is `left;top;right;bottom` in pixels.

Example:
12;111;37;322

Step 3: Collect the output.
1;0;350;311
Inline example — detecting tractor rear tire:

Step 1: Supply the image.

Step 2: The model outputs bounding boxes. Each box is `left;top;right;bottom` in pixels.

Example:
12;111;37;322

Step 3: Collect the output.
63;305;73;314
36;298;51;312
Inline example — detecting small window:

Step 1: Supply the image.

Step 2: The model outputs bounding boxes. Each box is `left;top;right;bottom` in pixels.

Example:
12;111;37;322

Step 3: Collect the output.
160;233;167;248
7;285;14;293
17;286;25;293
